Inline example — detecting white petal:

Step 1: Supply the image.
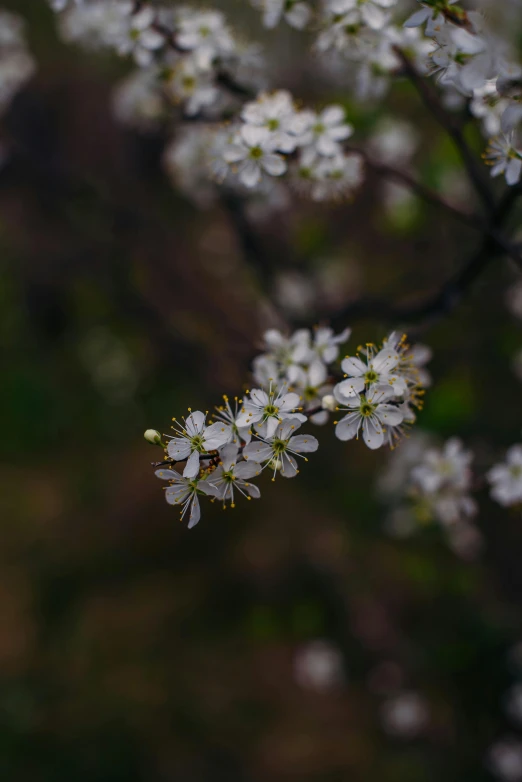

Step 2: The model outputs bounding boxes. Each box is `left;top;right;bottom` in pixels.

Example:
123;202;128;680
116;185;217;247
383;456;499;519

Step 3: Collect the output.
335;413;361;441
261;154;287;176
281;453;298;478
362;416;384;450
155;469;179;480
321;105;346;126
334;377;365;400
265;415;280;438
224;144;248;163
372;348;398;374
167;439;192;461
243;442;273;463
187;496;201;529
403;8;431;27
235;460;260;480
219;443;238;472
165;485;189;505
288;434;319;453
376;403;404;427
240;160;262;188
185;411;206;436
203;422;232;450
506;158;522;186
183;450;201;478
341;356;366;377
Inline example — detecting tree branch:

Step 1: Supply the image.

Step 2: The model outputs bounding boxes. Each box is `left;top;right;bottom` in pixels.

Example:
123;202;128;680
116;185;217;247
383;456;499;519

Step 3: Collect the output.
395;47;496;214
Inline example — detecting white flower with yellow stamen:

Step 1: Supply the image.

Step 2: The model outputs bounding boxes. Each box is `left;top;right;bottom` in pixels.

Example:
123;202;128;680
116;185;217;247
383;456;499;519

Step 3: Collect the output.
236;384;306;438
200;444;261;506
243;418;319;478
155;468;208;529
166;410;231;479
335;343;406;399
333;384;404;449
487;445;522;507
214;395;252;445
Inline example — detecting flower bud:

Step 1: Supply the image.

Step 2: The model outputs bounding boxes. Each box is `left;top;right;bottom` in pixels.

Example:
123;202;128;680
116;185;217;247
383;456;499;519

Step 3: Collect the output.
144;429;163;446
321;394;337;412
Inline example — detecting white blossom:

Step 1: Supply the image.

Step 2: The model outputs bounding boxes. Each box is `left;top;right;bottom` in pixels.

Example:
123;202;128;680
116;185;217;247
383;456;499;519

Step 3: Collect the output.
484;133;522;186
155;468;207;528
243;417;319;478
199;444;261;506
166;410;231;478
223;125;287;188
175;8;235;70
294;640;345;691
334;385;404;450
488;445;522;507
380;692;429;739
236;384;306;438
470;79;510;138
241;90;300;153
294;105;354;156
335;343;406;398
164;56;220;116
487;738;522;782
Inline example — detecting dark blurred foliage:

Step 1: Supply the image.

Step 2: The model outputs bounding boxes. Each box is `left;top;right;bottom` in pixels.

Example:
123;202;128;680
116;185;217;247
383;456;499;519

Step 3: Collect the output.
1;2;522;781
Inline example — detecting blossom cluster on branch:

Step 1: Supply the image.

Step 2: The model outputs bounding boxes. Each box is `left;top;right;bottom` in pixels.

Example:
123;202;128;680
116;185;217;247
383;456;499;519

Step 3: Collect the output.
145;328;429;527
46;0;522;209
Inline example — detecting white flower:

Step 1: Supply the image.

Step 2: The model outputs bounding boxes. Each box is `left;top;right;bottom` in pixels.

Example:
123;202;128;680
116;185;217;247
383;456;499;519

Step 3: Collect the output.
252;0;312;30
116;6;165;67
411;437;473;495
308;151;365;201
380;692;429;739
488;445;522;507
166;410;231;478
294;640;345;692
175;9;235;70
164;57;220;116
429;26;487;94
214;395;253;445
155;468;206;528
294;360;333;424
294;105;354;156
334;385;404;450
484;133;522;186
199;444;260;506
404;0;460;37
223;125;287;188
236;384;306;438
311;326;351;364
487;738;522;782
113;68;164;130
335;343;405;398
241;90;299;153
383;331;432;389
243;418;319;478
470;80;510;138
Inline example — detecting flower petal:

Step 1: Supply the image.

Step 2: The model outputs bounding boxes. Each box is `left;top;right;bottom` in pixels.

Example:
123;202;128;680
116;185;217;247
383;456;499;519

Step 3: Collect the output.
288;434;319;453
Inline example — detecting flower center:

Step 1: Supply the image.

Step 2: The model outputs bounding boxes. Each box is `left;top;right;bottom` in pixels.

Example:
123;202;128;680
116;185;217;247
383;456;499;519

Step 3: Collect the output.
272;438;288;455
199;26;210;37
304;386;317;402
313;122;325;134
266;118;280;131
359;399;376;417
264;404;279;416
249;146;264;159
182;75;196;91
191;434;205;452
364;369;378;384
510;465;522;479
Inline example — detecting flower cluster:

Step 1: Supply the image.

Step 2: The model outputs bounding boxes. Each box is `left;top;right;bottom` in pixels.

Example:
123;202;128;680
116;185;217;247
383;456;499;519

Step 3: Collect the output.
405;0;522;185
221;91;364;199
145;327;432;528
0;10;35;118
381;436;482;558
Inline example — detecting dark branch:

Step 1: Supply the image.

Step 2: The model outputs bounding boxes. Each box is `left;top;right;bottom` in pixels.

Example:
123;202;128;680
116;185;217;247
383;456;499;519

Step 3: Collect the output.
395;48;496;214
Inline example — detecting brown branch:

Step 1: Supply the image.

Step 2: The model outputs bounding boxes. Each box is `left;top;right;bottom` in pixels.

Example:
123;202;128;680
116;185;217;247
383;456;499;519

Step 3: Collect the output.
395;47;496;214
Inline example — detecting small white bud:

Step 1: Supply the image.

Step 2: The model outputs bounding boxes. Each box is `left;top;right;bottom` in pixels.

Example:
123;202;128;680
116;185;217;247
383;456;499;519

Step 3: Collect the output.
321;394;336;412
144;429;163;445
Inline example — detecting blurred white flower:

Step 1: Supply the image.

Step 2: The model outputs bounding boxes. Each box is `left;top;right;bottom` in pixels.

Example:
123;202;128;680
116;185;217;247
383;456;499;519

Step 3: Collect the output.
487;738;522;782
488;445;522;507
294;640;345;692
380;692;429;739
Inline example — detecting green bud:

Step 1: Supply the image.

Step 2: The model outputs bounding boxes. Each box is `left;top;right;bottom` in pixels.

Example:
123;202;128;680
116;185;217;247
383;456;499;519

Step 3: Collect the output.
144;429;163;446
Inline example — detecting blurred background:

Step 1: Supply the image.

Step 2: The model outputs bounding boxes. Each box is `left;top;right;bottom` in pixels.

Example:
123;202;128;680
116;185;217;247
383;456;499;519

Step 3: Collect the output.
2;1;522;780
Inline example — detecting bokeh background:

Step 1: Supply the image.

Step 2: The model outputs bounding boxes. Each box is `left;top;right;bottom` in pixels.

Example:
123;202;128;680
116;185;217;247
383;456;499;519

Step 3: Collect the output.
2;1;522;780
